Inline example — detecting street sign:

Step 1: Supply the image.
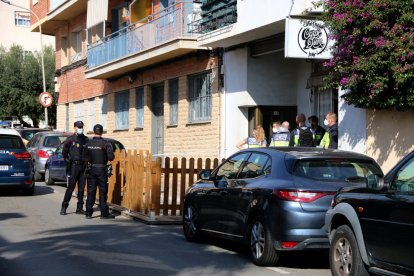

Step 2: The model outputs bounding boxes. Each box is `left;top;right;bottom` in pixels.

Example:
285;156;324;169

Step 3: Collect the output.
39;92;53;108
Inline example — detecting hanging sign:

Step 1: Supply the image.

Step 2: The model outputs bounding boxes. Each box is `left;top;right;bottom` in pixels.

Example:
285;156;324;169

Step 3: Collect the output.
39;92;53;108
285;17;334;59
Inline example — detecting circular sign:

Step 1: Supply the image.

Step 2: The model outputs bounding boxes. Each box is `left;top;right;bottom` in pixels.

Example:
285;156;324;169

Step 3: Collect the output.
297;21;329;57
39;92;53;107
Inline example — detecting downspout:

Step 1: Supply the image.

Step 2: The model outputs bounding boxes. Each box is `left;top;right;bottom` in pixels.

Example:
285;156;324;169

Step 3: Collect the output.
218;48;224;160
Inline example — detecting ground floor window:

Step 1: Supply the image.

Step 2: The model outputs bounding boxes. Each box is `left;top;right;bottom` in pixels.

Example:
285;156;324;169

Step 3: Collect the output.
188;71;212;123
169;78;178;125
115;90;129;130
99;96;108;130
312;87;338;124
73;101;84;124
88;98;94;132
136;87;144;128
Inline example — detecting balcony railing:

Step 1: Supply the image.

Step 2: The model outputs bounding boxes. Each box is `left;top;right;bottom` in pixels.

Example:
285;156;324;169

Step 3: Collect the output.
87;2;196;69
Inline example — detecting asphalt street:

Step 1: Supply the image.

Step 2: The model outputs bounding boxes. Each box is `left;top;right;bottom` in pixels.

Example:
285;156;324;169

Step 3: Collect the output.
0;182;331;276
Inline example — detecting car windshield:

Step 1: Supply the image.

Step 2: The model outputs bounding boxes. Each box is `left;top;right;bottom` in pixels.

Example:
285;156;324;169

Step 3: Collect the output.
293;160;381;184
43;136;68;148
0;135;25;149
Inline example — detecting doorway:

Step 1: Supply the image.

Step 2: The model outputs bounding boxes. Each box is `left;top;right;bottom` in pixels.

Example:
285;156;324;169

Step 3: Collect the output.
151;84;164;155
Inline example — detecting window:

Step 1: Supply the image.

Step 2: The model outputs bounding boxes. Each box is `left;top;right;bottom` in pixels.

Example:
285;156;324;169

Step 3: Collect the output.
65;103;69;131
215;152;250;182
239;153;271;179
61;36;68;66
313;87;338;125
188;71;212;123
0;135;25;149
73;101;84;123
15;11;30;27
70;30;83;63
88;99;94;132
87;22;105;45
169;79;178;125
115;91;129;130
392;158;414;192
135;87;144;128
99;96;108;130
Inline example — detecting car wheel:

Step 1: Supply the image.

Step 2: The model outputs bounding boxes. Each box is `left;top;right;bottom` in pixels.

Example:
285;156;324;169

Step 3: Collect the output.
330;225;369;276
182;203;201;242
250;215;279;266
34;170;43;181
44;168;54;185
23;182;35;196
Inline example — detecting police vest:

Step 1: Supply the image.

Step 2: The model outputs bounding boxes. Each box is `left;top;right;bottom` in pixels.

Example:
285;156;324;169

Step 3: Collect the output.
293;127;315;146
271;132;290;147
247;137;265;148
68;135;88;161
86;138;109;165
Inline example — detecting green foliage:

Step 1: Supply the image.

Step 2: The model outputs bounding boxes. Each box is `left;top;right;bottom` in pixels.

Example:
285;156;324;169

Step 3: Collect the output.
321;0;414;110
0;45;56;126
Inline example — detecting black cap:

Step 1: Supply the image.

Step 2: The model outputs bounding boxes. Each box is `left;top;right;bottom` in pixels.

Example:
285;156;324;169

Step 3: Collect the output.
74;121;84;128
93;124;103;135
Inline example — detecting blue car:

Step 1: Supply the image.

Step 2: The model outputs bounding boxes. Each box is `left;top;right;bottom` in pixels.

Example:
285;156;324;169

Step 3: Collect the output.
44;138;125;185
0;129;35;195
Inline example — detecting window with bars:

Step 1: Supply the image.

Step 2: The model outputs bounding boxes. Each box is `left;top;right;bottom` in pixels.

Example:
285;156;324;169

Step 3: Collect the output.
136;87;144;128
88;98;94;132
115;91;129;130
169;79;178;125
188;71;212;123
99;96;108;130
73;101;84;123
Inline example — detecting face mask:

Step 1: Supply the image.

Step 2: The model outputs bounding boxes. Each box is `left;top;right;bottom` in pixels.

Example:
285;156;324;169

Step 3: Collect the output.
272;128;278;133
76;128;84;135
324;119;329;126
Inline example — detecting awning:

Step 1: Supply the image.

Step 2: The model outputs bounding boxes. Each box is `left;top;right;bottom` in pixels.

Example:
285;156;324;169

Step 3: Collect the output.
87;0;108;28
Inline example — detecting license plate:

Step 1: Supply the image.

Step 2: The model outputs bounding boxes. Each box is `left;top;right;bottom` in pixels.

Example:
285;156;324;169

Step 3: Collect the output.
0;165;9;171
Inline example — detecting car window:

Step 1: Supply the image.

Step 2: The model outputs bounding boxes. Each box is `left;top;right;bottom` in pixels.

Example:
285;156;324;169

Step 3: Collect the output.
239;153;271;179
43;136;68;147
55;143;64;154
28;133;40;148
215;152;250;180
392;157;414;192
112;141;124;151
0;135;25;149
293;160;379;183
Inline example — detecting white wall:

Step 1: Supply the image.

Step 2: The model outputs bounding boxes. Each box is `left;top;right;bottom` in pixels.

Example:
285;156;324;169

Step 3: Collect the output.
221;49;313;158
338;88;367;154
0;1;54;52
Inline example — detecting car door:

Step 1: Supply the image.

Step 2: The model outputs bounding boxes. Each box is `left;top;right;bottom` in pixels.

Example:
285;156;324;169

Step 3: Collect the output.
27;133;41;163
48;143;67;181
225;152;272;237
201;152;250;234
361;155;414;269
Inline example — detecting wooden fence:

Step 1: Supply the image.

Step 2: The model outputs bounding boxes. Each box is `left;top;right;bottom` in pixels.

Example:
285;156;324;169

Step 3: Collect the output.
107;150;222;218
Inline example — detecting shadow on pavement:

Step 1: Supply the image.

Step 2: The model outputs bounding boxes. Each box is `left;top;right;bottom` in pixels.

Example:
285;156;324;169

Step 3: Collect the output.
0;184;54;197
0;212;26;221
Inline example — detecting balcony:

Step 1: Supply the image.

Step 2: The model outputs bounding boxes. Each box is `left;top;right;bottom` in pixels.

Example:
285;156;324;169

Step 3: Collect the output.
85;2;202;79
36;0;87;35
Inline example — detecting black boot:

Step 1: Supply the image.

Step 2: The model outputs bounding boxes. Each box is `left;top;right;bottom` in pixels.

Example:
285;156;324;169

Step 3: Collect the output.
60;206;67;215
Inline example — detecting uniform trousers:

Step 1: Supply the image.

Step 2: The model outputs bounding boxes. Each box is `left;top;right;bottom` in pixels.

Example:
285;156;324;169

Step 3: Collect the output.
62;163;86;210
85;167;110;216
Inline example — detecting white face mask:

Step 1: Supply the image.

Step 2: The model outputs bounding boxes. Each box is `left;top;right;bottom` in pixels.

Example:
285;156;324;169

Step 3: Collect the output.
324;119;329;126
272;128;278;133
76;128;84;135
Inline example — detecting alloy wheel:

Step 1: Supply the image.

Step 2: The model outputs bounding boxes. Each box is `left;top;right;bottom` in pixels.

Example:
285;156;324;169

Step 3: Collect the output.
183;205;198;238
251;221;265;260
333;237;353;275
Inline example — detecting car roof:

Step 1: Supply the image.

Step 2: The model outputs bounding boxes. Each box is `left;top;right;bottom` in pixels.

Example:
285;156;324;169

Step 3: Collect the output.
0;128;21;136
37;131;72;136
241;147;375;161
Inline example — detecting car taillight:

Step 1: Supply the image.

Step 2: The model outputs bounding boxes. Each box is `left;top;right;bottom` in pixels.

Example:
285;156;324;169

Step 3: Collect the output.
274;190;334;203
14;152;32;159
281;241;298;249
37;150;50;158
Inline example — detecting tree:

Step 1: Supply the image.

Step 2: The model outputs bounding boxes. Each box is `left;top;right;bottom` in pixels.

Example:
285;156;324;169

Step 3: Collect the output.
321;0;414;110
0;44;56;127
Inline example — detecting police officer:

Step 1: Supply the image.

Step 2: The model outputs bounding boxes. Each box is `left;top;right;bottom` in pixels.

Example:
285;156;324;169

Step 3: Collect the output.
289;114;315;147
60;121;89;215
84;124;115;219
269;121;290;147
308;115;326;146
320;112;339;149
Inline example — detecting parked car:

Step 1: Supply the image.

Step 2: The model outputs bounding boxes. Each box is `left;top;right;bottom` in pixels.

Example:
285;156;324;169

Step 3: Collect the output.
182;147;383;266
26;131;72;181
325;151;414;276
0;128;34;195
44;138;125;185
14;127;50;145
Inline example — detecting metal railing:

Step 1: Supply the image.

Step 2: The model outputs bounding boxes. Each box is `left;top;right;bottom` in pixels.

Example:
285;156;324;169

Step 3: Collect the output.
87;2;196;69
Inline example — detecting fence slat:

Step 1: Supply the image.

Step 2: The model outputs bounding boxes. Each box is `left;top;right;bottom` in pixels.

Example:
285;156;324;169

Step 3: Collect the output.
180;158;187;214
163;157;170;215
189;158;195;186
171;157;179;216
152;157;162;216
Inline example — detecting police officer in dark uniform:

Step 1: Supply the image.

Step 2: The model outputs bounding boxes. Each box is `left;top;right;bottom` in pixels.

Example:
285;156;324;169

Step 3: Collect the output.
84;124;115;219
60;121;89;215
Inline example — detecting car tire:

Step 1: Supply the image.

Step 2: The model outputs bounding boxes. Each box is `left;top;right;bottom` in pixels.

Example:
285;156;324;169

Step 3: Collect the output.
249;215;279;266
330;225;369;276
34;170;43;181
44;167;54;185
23;183;35;196
182;203;202;242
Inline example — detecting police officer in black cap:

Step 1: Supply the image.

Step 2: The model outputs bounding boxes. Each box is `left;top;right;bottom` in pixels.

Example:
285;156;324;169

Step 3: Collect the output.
60;121;89;215
84;124;115;219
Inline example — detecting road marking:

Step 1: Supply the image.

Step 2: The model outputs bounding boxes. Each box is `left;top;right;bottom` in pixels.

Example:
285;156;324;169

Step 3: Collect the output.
265;267;290;274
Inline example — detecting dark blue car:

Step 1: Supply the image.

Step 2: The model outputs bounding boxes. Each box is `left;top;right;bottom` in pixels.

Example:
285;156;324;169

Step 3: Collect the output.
44;138;125;185
0;129;35;195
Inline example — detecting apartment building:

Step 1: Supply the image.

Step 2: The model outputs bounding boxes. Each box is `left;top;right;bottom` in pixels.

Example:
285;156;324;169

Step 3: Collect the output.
31;0;221;158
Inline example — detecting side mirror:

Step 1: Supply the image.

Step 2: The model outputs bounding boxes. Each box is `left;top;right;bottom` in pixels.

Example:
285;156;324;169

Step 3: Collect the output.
198;169;212;180
375;175;388;191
